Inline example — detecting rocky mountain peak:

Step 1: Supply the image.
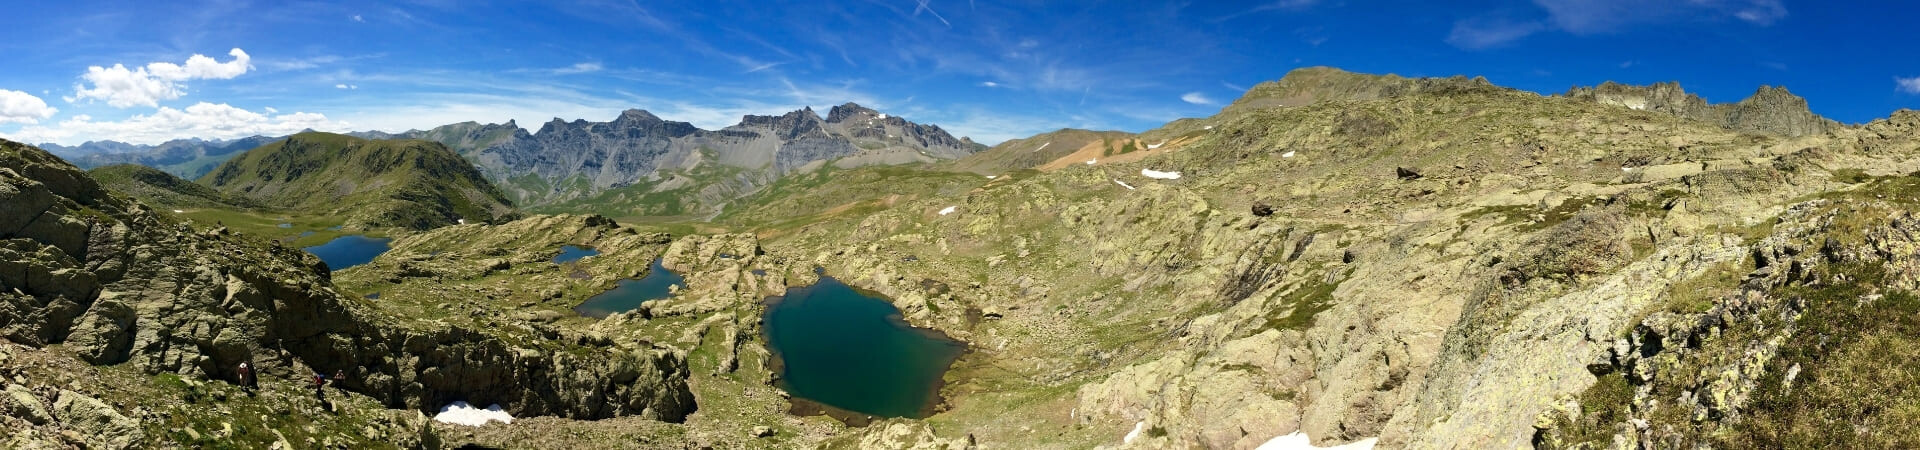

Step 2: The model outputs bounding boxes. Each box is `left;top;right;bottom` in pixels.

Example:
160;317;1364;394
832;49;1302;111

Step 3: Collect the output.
613;109;663;126
1563;81;1839;136
1227;66;1499;112
826;102;882;123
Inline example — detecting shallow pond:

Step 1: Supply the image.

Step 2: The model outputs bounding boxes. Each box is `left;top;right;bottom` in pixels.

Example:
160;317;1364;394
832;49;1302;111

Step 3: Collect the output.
574;258;683;318
763;275;966;419
553;245;600;264
302;235;391;272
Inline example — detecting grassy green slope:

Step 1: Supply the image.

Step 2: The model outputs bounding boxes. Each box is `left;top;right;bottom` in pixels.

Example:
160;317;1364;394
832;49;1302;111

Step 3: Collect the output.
201;132;517;230
88;164;254;210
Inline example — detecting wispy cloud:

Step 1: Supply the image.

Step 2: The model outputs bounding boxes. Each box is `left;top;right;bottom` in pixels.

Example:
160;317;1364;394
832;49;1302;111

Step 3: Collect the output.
0;90;58;124
1898;76;1920;95
1533;0;1787;34
912;0;953;28
743;61;784;74
351;14;365;23
980;81;1001;88
69;48;253;108
335;83;358;89
1447;17;1546;50
1451;0;1789;49
1180;92;1216;105
555;62;603;74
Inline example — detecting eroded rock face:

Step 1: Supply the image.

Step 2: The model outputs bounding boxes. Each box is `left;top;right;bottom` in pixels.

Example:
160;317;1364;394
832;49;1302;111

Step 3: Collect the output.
0;139;695;422
1563;82;1841;137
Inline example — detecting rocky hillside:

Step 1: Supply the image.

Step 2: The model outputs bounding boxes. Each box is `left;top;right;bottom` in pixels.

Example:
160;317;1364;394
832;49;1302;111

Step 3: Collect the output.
687;70;1920;449
392;103;979;216
0;138;695;448
1563;81;1841;137
201;132;517;230
947;128;1134;175
1223;66;1506;113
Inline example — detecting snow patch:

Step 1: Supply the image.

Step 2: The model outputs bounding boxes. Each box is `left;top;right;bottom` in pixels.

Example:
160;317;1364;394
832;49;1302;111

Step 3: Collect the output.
434;402;514;426
1621;167;1635;172
1255;432;1377;450
1148;141;1164;149
939;206;957;215
171;209;183;213
1122;421;1146;444
1141;169;1182;180
1282;151;1296;158
1113;179;1136;190
1203;125;1214;130
1086;159;1097;165
1033;142;1050;152
877;113;888;119
457;219;466;225
986;175;997;179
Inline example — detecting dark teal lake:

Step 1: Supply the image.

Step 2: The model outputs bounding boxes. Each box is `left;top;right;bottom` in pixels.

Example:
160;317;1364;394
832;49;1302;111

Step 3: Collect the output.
575;258;683;318
764;275;966;419
553;245;600;264
303;235;391;272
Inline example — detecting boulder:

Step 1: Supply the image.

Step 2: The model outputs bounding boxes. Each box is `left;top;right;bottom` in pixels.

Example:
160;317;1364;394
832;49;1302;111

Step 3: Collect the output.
2;384;51;425
52;389;143;450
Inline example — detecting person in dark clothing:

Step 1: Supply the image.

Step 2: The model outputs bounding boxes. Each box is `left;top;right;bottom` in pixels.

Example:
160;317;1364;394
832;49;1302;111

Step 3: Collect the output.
332;370;347;390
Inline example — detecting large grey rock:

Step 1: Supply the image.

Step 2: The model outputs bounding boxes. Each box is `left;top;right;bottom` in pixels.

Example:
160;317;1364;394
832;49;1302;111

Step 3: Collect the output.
52;389;143;450
2;384;51;425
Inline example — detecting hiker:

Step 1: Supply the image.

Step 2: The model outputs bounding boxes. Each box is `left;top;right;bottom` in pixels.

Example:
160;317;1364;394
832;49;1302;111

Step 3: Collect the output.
332;370;346;390
236;362;254;390
309;371;328;402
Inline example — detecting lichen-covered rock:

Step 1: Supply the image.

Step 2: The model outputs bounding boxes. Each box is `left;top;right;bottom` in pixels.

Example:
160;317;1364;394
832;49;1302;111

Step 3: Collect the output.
2;384;51;425
52;389;143;450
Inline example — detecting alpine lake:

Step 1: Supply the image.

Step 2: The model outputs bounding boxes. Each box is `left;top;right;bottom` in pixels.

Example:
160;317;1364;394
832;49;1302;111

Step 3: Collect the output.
575;260;965;421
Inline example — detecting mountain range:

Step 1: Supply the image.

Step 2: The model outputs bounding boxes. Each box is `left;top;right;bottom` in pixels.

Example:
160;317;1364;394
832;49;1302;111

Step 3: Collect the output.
10;66;1920;449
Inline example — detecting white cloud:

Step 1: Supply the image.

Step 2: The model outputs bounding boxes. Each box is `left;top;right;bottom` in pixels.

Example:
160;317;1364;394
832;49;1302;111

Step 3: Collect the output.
555;62;603;74
0;102;343;145
1447;17;1546;49
264;106;278;113
335;84;358;90
0;90;58;124
352;14;365;22
71;48;253;108
980;81;1001;87
1180;92;1217;105
1899;76;1920;95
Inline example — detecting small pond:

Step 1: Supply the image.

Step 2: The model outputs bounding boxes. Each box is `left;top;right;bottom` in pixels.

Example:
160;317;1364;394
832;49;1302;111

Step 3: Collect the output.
553;245;600;264
764;275;966;419
574;258;683;318
302;235;392;272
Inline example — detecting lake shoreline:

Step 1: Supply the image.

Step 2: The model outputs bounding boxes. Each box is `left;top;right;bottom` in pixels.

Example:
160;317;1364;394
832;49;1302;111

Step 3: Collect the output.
758;273;969;426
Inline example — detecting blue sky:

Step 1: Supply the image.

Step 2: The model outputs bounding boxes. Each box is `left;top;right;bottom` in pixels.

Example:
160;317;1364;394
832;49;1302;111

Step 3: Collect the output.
1;0;1917;146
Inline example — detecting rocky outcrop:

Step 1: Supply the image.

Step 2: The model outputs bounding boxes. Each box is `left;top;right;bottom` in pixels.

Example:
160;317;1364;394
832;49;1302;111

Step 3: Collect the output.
1563;82;1842;137
0;139;695;425
51;389;144;450
1226;66;1506;112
